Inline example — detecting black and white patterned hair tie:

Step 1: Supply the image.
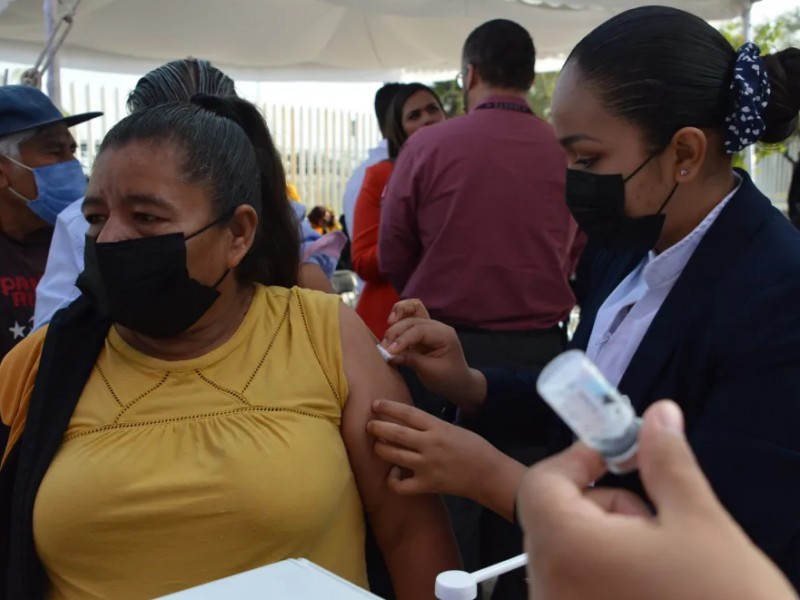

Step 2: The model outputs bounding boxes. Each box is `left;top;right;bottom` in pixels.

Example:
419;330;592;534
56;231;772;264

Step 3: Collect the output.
724;42;771;154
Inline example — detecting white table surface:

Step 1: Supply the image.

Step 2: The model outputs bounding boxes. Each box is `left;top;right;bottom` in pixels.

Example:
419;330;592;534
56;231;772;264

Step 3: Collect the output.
158;558;383;599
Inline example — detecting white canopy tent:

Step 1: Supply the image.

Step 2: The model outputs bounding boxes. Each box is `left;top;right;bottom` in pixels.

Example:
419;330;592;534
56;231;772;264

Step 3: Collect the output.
0;0;756;83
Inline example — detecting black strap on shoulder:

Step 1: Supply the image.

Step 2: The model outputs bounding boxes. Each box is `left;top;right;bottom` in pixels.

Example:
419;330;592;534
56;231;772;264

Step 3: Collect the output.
0;438;20;600
1;296;110;599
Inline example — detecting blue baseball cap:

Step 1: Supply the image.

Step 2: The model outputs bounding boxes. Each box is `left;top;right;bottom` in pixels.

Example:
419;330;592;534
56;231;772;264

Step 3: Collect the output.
0;85;102;140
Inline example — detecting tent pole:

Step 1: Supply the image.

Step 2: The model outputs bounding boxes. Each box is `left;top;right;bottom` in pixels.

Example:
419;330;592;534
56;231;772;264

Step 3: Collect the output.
44;0;62;108
741;1;752;39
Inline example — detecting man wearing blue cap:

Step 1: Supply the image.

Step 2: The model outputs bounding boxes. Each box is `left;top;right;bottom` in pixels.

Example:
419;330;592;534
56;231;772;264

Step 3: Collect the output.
0;85;101;362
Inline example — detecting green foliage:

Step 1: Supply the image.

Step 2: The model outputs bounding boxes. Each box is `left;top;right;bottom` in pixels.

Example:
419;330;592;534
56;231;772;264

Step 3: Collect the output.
719;9;800;53
528;71;559;121
2;67;25;86
720;9;800;167
431;80;464;118
431;9;800;155
431;71;560;120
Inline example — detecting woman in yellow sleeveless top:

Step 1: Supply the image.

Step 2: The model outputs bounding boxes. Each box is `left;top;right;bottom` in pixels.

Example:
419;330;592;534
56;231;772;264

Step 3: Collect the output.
0;97;459;599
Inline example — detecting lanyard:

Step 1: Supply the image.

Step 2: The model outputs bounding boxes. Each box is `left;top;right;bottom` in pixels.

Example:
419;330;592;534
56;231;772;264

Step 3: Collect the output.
474;101;534;115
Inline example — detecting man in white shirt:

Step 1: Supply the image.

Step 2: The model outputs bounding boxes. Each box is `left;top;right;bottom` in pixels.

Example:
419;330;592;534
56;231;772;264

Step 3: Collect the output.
341;83;402;240
32;197;86;328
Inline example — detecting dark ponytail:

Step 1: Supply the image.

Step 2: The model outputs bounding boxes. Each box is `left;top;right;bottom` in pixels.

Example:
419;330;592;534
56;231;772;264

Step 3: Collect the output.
127;58;238;113
762;48;800;144
98;98;300;288
191;95;299;287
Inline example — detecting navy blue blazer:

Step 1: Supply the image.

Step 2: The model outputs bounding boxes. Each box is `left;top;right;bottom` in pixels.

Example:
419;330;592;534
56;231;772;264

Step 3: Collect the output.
481;170;800;588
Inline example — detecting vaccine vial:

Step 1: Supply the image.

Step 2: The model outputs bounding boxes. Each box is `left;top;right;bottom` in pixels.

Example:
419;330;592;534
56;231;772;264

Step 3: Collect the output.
537;350;641;474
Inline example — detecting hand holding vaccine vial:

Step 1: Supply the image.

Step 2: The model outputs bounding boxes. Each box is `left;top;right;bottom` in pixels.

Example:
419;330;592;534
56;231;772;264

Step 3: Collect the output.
537;350;641;474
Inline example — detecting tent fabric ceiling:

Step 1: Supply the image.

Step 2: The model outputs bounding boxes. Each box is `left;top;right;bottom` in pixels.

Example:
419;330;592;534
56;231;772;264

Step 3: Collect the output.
0;0;751;78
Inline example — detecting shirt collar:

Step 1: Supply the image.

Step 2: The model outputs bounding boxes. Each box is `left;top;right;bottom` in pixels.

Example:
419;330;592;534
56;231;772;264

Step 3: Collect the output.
642;174;742;289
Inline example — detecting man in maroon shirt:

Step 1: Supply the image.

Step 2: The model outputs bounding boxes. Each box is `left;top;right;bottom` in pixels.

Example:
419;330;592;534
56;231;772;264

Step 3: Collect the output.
379;20;578;600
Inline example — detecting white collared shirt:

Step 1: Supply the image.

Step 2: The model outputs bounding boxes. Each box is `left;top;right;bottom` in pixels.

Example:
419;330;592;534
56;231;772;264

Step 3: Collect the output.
586;177;742;386
33;198;87;330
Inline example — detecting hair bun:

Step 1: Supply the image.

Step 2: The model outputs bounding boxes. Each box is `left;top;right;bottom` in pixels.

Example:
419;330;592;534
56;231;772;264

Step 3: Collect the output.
190;94;247;131
762;48;800;144
724;42;770;154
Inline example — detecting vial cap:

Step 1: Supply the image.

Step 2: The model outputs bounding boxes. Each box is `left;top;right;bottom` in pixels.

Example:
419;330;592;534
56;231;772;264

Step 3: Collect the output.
435;570;477;600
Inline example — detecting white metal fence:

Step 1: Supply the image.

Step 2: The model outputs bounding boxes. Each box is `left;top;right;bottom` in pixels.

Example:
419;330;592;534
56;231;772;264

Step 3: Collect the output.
62;81;382;217
62;81;798;218
754;139;799;213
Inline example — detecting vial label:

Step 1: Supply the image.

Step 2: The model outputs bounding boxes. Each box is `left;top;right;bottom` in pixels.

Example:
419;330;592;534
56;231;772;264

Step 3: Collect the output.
556;375;633;445
537;351;637;451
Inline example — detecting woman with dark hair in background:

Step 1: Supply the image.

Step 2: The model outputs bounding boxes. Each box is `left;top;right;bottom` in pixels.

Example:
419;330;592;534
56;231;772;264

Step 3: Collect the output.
351;83;445;338
0;97;459;599
369;6;800;592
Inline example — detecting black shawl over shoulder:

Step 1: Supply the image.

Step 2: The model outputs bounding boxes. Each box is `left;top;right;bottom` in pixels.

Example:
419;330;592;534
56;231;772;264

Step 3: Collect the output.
0;296;111;599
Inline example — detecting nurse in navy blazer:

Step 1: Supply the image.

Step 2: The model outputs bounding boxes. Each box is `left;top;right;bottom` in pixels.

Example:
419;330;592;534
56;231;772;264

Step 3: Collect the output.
368;6;800;591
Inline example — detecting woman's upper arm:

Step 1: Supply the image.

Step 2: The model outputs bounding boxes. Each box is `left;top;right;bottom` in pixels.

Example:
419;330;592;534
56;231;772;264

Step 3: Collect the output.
298;263;335;293
339;303;410;508
338;304;462;596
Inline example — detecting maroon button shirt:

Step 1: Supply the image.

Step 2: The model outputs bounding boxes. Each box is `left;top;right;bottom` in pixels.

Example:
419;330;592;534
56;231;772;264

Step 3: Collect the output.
379;95;578;331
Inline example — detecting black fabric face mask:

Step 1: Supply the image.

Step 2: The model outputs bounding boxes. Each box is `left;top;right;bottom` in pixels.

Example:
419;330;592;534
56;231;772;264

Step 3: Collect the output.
566;155;679;253
77;218;230;339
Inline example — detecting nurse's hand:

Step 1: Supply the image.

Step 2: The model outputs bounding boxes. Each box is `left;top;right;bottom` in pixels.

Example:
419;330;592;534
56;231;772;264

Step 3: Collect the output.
517;401;798;600
381;306;486;412
386;298;430;325
368;399;525;522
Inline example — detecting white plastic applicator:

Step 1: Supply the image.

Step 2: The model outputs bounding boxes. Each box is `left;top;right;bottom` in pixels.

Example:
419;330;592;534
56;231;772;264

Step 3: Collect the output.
435;553;529;600
376;344;395;362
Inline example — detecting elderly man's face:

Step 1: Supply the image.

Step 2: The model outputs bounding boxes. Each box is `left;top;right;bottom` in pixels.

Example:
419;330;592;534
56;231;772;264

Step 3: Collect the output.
0;123;78;203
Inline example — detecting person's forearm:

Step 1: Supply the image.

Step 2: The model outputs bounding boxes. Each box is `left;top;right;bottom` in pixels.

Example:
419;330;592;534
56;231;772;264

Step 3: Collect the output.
377;237;417;293
297;263;334;293
351;246;381;282
450;368;488;414
380;260;412;295
374;498;461;599
471;450;527;522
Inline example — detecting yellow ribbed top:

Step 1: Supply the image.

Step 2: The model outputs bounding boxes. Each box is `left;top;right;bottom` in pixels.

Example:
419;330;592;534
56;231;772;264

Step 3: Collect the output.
32;285;366;599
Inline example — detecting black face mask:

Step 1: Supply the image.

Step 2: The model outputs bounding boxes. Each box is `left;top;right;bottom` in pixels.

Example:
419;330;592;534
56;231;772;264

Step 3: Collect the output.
566;155;679;253
77;218;230;339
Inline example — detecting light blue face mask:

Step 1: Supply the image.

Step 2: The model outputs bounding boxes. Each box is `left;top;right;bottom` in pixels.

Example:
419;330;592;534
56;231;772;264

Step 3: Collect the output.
4;156;87;225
